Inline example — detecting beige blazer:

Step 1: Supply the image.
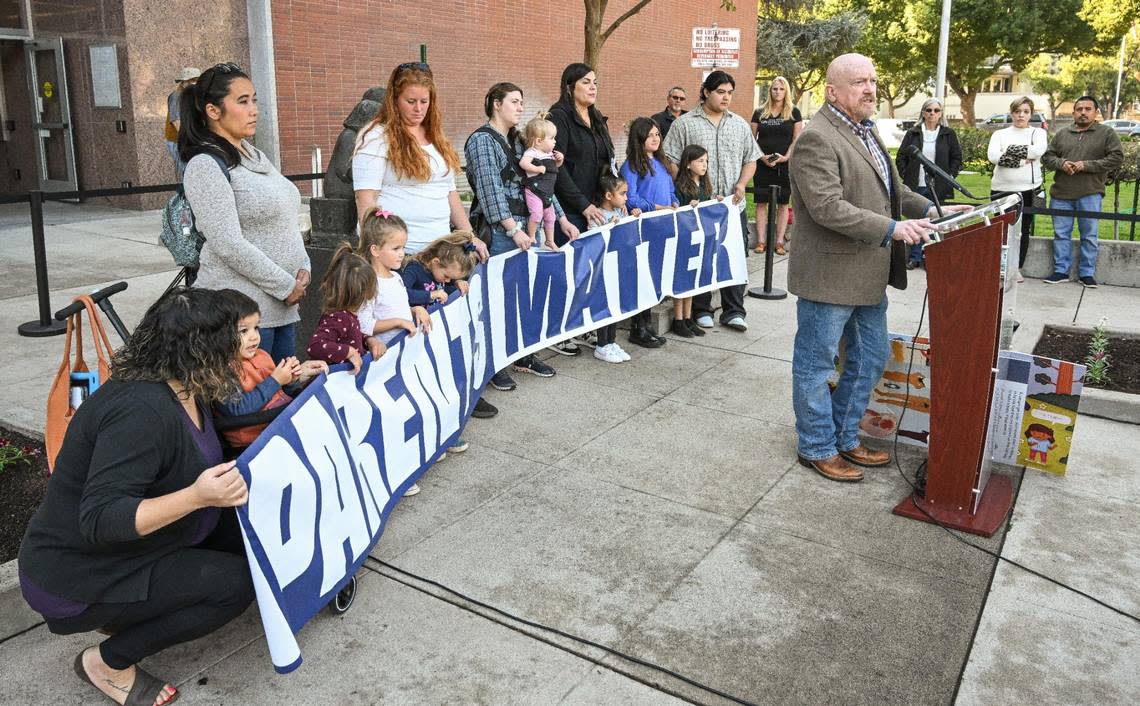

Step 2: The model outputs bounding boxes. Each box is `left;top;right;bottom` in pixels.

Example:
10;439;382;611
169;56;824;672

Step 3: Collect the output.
788;106;931;306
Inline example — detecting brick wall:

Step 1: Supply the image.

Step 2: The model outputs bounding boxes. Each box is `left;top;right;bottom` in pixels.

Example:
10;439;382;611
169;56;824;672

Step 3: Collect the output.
271;1;756;184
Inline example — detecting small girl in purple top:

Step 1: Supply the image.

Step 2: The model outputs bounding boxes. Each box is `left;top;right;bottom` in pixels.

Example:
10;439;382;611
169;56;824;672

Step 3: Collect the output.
307;243;386;374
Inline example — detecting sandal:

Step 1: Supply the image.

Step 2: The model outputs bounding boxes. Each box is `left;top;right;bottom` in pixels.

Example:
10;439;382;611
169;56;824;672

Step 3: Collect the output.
754;243;766;254
74;648;179;706
775;244;787;256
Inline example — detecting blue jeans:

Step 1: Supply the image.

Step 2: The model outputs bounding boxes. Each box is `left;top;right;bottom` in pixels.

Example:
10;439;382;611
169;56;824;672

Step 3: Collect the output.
907;186;934;264
166;141;185;180
792;295;889;461
1051;194;1102;278
258;323;296;363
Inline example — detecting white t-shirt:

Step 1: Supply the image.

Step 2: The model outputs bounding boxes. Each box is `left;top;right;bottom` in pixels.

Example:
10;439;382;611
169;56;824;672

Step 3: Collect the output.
352;124;457;253
356;272;412;345
918;125;939;188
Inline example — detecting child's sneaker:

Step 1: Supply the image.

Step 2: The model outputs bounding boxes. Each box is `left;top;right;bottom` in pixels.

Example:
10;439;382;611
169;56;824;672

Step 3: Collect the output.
593;343;625;364
449;437;469;453
404;483;421;496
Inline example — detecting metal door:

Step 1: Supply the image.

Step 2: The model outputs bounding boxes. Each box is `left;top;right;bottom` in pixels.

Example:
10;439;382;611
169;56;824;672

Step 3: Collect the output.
25;37;78;192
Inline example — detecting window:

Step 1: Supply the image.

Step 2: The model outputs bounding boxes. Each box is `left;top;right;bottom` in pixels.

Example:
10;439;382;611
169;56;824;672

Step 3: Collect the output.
983;77;1012;93
0;0;30;39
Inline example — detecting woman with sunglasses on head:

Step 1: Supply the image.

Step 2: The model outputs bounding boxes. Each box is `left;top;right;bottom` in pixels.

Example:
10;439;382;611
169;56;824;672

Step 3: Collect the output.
352;62;489;260
180;63;311;362
750;76;802;256
895;97;962;269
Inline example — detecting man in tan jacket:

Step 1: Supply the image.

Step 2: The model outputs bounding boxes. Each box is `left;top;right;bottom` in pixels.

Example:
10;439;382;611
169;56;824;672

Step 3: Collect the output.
788;54;969;482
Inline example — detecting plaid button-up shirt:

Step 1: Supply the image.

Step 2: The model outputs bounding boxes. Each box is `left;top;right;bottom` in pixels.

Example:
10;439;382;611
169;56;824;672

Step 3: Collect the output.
464;124;564;230
826;103;893;200
663;104;761;198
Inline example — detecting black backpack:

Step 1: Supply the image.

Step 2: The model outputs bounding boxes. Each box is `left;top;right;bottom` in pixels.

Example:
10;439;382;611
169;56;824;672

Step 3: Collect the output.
464;126;527;245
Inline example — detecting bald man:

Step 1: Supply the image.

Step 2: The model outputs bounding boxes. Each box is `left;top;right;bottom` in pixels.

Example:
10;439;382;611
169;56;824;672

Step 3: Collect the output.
787;53;969;483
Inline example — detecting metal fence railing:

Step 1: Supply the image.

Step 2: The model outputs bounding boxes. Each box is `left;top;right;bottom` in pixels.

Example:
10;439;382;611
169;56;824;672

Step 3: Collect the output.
5;173;325;338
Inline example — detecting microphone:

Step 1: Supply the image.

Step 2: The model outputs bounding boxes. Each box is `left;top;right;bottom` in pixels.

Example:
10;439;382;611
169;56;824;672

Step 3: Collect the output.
902;144;978;200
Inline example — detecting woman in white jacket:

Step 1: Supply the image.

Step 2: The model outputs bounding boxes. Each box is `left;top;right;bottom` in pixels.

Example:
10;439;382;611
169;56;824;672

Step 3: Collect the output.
987;96;1047;282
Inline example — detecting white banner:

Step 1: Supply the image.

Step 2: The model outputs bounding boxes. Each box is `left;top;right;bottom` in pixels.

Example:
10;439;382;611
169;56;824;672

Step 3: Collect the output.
234;203;746;671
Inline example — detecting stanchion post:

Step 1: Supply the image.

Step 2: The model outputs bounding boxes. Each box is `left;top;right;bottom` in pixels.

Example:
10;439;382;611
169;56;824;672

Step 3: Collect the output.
18;190;66;337
311;146;323;199
747;185;788;300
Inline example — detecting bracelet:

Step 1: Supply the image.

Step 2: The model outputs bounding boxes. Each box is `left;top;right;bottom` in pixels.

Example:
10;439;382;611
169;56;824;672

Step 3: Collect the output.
506;223;524;237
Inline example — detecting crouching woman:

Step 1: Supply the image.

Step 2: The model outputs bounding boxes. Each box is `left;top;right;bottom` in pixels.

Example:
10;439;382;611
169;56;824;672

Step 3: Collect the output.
18;287;255;706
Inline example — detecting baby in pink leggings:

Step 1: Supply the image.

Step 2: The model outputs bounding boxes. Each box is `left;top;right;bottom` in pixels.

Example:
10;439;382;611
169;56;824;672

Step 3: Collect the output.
519;114;559;249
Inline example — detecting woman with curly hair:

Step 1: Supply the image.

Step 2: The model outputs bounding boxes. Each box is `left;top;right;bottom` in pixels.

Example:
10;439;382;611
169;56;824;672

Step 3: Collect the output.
19;287;254;706
352;62;488;260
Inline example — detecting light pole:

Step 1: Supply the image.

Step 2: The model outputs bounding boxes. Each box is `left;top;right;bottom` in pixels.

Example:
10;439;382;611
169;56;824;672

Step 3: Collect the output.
1113;34;1126;119
935;0;952;101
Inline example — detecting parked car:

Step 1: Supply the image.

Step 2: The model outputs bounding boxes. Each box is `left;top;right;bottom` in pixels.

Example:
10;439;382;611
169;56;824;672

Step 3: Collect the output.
977;112;1049;131
1103;119;1139;136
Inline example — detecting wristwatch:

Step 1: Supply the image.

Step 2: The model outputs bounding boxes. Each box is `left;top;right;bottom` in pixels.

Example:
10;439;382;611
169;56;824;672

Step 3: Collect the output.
506;223;524;237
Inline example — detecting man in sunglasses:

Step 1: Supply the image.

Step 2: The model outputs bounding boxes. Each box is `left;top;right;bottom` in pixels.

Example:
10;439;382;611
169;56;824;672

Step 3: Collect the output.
651;87;687;139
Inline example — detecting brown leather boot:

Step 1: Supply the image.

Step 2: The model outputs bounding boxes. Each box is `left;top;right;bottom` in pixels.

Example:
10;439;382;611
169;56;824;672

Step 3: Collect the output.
798;455;864;482
839;444;891;467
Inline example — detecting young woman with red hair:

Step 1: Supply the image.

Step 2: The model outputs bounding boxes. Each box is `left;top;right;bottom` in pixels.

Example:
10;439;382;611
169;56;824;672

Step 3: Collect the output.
352;62;488;259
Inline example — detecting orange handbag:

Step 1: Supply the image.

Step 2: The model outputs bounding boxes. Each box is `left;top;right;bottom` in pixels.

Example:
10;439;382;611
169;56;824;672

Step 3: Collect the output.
45;295;114;472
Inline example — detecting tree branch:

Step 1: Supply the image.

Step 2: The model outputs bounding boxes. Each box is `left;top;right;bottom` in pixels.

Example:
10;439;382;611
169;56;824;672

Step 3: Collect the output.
601;0;655;42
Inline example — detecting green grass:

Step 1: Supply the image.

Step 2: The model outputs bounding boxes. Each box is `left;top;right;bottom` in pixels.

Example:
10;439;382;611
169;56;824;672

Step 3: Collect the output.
951;171;1136;240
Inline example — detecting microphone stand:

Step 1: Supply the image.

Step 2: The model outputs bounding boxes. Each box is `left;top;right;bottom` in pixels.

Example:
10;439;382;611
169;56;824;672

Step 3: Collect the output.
924;164;945;219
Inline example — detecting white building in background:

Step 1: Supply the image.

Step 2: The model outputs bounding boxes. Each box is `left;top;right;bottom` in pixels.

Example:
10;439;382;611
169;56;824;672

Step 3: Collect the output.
882;64;1053;124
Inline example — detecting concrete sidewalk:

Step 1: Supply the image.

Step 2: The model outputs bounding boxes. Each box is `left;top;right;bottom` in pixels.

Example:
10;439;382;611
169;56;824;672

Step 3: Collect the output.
0;204;1137;704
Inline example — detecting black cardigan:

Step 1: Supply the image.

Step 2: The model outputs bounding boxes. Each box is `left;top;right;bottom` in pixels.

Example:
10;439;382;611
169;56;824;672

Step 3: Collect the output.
19;379;215;604
895;125;963;202
548;101;615;214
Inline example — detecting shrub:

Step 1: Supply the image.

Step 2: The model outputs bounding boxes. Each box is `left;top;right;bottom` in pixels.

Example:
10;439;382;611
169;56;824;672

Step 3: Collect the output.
954;127;992;175
1108;140;1139;184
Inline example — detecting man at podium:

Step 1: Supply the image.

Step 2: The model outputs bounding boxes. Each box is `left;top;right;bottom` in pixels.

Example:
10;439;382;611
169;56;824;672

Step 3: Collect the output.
787;53;970;483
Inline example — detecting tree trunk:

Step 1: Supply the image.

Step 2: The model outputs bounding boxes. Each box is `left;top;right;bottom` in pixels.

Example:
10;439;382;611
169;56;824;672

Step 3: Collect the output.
583;0;607;67
952;84;978;125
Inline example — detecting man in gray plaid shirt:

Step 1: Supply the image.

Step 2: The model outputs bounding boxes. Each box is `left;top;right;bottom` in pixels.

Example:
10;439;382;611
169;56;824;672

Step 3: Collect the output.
663;70;760;331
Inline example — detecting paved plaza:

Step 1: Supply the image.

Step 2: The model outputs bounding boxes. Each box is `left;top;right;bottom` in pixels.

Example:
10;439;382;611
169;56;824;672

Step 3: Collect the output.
0;204;1136;704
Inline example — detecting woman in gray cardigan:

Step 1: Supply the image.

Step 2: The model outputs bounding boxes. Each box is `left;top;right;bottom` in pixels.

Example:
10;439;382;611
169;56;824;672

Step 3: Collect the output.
182;63;310;361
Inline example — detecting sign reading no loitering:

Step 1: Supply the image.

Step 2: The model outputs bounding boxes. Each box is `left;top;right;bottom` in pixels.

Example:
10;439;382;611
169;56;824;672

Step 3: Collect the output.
691;27;739;68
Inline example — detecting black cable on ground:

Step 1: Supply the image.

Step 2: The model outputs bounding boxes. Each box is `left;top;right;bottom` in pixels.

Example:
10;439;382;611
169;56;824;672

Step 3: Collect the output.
363;556;760;706
892;287;1139;627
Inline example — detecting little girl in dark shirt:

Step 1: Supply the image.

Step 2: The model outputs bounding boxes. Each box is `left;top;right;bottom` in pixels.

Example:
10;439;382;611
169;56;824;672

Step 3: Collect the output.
307;244;386;374
400;230;479;306
671;145;718;339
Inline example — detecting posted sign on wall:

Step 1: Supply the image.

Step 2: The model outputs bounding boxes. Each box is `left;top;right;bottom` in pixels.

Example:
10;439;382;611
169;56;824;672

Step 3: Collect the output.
691;27;740;68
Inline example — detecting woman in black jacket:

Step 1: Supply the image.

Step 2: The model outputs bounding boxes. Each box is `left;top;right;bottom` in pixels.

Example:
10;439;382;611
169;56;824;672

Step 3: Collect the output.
548;63;665;350
896;97;962;268
19;288;253;706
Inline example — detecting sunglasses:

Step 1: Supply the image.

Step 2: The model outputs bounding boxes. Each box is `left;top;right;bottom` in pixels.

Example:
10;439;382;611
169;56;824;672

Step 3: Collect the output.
670;95;686;101
924;107;942;114
198;62;244;102
396;61;432;76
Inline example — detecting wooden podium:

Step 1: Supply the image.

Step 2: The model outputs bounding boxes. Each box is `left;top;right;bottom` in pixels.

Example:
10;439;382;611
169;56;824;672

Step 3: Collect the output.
891;209;1019;537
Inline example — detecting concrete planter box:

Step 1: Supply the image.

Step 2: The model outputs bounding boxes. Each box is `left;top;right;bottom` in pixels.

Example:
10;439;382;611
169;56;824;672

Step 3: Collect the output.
1023;237;1140;287
0;559;42;640
1035;324;1140;424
